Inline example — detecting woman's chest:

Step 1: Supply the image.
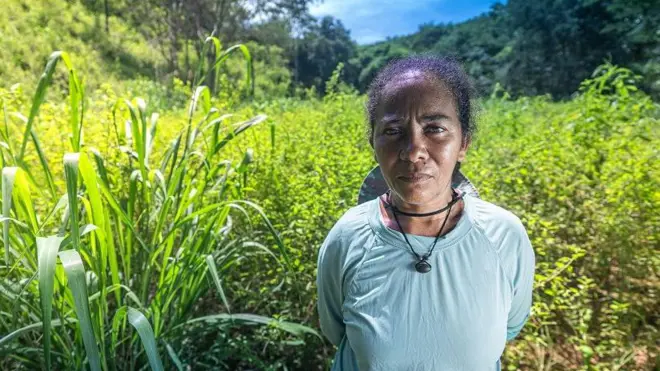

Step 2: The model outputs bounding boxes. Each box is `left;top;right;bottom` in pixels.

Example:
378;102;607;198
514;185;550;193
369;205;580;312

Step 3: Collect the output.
341;243;510;370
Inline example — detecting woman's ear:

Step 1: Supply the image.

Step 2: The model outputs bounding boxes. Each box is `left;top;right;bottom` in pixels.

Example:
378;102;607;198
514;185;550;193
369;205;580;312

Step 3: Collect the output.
457;134;472;162
369;133;376;162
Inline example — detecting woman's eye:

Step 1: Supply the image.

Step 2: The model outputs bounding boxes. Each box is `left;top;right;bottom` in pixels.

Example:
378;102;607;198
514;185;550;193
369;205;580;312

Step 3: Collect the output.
384;128;401;135
426;126;445;133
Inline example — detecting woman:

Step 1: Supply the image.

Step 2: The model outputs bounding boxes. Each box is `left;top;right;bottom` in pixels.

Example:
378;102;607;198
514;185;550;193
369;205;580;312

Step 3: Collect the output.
316;56;536;371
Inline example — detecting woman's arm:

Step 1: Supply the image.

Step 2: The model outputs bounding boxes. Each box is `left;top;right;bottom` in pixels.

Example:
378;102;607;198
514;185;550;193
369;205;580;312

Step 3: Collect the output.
317;226;346;346
506;224;536;341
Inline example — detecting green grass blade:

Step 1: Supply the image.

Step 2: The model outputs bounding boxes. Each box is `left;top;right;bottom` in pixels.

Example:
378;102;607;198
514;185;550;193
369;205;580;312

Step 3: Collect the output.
58;53;84;152
87;284;143;309
2;167;17;264
0;319;74;348
212;37;222;95
15;50;80;190
111;306;127;359
200;44;254;96
171;313;321;339
117;99;148;179
212;115;266;155
164;341;184;371
192;37;212;89
126;307;164;371
78;153;112;295
205;255;231;314
18;51;64;160
136;98;148;171
58;249;101;371
8;112;57;199
96;175;148;253
230;200;291;267
60;223;98;248
28;128;57;197
209;37;223;95
36;194;68;236
64;153;80;252
0;216;29;229
0;97;15;161
189;86;211;118
146;113;158;165
36;235;65;370
89;148;110;188
9;109;58;197
12;169;38;234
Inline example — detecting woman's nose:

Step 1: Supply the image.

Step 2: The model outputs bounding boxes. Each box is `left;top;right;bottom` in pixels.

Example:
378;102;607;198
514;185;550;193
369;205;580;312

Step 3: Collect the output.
400;128;427;162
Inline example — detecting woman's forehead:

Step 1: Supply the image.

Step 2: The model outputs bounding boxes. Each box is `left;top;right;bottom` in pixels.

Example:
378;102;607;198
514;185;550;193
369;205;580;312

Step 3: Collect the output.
379;72;455;114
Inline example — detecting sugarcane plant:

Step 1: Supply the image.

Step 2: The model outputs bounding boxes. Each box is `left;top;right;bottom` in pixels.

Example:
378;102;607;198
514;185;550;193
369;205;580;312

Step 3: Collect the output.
0;37;319;370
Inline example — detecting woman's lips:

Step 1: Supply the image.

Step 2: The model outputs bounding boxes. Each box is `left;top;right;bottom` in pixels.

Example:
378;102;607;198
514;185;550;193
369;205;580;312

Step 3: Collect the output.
398;174;432;183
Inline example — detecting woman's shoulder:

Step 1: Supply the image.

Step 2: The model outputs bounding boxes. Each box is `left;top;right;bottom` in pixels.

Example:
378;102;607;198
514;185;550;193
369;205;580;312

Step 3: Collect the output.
465;195;535;289
467;195;526;234
318;200;378;269
323;200;375;243
465;195;531;255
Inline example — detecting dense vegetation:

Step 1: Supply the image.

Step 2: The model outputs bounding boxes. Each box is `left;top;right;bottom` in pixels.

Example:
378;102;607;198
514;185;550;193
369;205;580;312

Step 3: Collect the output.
229;66;660;370
3;0;659;99
352;0;660;98
1;0;659;370
1;53;658;370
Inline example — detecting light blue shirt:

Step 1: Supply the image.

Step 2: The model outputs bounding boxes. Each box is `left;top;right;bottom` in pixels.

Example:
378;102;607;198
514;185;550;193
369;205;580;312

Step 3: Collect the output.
316;193;535;370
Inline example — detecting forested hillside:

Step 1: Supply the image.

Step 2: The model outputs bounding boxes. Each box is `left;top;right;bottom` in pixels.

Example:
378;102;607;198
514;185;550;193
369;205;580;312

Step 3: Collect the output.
3;0;659;99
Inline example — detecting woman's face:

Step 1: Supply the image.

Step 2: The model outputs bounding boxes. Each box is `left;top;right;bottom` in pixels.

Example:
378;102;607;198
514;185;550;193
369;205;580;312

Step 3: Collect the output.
372;70;469;208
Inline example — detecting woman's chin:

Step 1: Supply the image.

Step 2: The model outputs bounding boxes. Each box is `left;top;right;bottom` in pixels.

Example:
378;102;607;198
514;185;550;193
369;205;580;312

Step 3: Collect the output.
392;187;434;205
392;179;454;204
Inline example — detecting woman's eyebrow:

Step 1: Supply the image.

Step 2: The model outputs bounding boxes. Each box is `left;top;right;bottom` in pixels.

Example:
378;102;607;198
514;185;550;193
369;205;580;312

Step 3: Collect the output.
422;114;450;120
381;115;401;124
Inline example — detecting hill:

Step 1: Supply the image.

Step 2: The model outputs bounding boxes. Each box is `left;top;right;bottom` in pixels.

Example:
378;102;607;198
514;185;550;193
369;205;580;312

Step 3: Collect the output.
0;0;163;91
354;0;660;98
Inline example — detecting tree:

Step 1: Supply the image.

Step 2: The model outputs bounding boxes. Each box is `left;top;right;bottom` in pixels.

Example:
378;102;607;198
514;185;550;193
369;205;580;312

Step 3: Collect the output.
294;16;357;92
504;0;660;97
119;0;316;83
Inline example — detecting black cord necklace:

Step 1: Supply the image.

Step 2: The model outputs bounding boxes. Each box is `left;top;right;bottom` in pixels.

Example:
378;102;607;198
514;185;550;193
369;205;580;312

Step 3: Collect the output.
383;189;462;273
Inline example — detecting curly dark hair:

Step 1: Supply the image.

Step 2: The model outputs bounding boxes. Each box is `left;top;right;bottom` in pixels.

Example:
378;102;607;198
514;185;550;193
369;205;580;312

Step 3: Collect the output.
366;55;477;146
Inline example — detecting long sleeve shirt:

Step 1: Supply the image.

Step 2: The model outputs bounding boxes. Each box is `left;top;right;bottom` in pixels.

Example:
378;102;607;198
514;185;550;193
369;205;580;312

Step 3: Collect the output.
316;193;535;371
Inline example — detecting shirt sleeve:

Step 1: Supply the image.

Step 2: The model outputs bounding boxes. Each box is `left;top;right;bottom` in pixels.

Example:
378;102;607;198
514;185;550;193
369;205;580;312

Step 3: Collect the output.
506;223;536;341
316;224;346;346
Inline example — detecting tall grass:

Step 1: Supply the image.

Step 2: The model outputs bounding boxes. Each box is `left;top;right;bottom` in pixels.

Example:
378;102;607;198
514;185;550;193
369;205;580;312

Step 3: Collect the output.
0;38;318;370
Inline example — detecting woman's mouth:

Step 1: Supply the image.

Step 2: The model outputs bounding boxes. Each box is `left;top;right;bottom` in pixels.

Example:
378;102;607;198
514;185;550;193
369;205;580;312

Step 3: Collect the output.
398;174;432;183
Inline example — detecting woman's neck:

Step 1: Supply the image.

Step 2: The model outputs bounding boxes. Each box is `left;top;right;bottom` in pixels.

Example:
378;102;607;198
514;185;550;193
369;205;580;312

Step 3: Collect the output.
380;192;465;237
387;190;456;219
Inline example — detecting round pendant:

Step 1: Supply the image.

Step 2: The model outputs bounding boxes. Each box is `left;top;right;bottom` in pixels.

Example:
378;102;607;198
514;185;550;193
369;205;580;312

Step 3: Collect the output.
415;260;432;273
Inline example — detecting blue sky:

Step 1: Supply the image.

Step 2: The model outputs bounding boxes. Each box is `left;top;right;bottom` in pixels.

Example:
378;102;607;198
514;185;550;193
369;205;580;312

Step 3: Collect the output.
309;0;502;45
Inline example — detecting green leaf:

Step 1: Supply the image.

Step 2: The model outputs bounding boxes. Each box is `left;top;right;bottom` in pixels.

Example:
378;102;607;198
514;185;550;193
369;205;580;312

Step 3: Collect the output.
164;341;184;371
59;249;102;371
36;235;65;370
0;319;75;348
205;255;231;314
172;313;321;340
64;153;80;252
2;167;17;263
18;51;63;160
189;86;211;117
127;307;164;371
